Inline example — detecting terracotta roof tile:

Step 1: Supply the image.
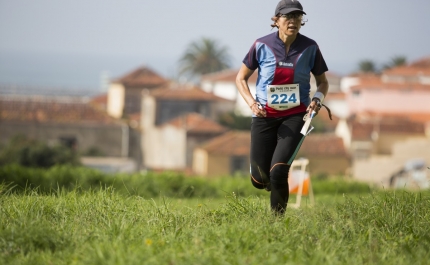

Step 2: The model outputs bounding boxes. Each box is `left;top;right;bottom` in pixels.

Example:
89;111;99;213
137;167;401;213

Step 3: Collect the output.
381;56;430;76
326;92;346;100
199;131;250;156
378;122;424;134
299;134;348;156
350;115;425;140
163;113;227;134
351;122;374;140
409;56;430;68
351;80;430;91
113;66;167;88
89;93;108;110
383;66;430;76
0;97;119;125
150;86;232;102
350;78;383;88
358;111;430;123
346;72;381;79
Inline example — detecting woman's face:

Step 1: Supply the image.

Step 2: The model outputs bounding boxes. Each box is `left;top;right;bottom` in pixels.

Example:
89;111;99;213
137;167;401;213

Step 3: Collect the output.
276;12;303;36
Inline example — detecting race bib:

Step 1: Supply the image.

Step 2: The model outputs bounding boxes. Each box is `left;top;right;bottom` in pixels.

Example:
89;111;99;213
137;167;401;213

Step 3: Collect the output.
267;84;300;110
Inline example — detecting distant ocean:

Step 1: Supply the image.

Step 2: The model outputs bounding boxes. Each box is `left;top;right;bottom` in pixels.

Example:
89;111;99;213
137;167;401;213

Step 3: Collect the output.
0;50;175;97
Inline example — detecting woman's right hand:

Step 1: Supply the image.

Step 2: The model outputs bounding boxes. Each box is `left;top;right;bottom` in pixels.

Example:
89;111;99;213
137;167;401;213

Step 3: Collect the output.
250;102;267;117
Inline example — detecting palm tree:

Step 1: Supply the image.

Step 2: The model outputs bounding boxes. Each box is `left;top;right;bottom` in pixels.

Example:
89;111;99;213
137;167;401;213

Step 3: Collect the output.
179;38;231;79
358;60;377;73
383;56;407;70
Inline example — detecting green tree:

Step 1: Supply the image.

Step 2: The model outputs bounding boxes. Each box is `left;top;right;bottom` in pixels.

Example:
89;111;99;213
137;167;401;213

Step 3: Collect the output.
179;37;231;79
383;56;407;70
358;60;377;73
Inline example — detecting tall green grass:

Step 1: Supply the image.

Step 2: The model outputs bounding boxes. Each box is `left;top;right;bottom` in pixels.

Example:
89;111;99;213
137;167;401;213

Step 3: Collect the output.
1;184;429;264
0;164;371;198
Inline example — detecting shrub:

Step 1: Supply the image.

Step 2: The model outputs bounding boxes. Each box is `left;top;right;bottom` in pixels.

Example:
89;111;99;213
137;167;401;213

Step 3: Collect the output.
312;177;371;194
0;135;80;168
0;164;374;199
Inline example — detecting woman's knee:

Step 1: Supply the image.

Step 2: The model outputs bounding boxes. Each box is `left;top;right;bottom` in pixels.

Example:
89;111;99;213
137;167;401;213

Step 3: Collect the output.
250;175;265;189
270;164;290;186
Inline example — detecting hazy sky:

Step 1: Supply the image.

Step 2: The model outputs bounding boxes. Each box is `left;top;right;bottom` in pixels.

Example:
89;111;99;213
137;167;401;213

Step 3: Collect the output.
1;0;430;92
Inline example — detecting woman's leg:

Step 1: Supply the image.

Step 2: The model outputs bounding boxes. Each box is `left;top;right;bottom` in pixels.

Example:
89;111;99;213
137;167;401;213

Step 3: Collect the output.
270;113;306;214
250;117;279;190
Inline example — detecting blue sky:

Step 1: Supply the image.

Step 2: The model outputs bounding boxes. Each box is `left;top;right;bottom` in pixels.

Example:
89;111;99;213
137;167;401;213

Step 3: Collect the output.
1;0;429;93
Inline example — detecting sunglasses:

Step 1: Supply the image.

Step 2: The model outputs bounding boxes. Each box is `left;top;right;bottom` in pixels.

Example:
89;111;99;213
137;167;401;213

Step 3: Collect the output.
279;13;303;20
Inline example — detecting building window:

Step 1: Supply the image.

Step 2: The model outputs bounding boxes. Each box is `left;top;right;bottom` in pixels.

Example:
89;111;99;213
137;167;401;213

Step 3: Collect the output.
352;90;361;97
124;94;140;115
197;103;208;117
230;156;247;175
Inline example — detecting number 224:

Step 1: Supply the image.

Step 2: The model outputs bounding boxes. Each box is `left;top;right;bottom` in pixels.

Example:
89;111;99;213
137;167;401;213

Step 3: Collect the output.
270;93;297;104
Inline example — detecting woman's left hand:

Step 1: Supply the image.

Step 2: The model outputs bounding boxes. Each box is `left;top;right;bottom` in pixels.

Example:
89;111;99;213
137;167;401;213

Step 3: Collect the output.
306;98;322;116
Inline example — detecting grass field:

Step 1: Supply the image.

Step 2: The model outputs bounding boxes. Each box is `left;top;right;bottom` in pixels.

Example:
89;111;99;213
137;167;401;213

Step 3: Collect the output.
1;184;430;265
1;165;430;264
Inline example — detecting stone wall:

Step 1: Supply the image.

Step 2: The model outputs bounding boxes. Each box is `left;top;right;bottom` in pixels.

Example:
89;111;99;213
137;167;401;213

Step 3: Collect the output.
0;121;132;158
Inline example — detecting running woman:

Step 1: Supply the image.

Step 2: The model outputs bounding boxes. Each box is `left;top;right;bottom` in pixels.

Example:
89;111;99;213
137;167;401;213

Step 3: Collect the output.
236;0;329;214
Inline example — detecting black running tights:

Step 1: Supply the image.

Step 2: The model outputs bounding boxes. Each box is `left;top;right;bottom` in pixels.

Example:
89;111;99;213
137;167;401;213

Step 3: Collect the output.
250;112;306;214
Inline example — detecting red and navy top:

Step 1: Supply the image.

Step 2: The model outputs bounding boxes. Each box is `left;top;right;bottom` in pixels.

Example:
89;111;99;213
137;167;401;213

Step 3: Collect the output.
242;31;328;118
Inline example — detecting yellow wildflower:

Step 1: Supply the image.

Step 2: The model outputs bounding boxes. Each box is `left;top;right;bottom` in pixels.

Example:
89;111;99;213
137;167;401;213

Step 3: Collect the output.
145;239;153;246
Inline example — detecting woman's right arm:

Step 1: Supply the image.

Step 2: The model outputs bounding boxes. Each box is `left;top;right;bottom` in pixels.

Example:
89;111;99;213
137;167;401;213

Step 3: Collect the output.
235;64;266;117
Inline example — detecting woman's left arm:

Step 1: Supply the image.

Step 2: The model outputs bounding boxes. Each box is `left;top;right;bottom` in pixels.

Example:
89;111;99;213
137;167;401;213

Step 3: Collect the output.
307;72;329;115
314;73;329;98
